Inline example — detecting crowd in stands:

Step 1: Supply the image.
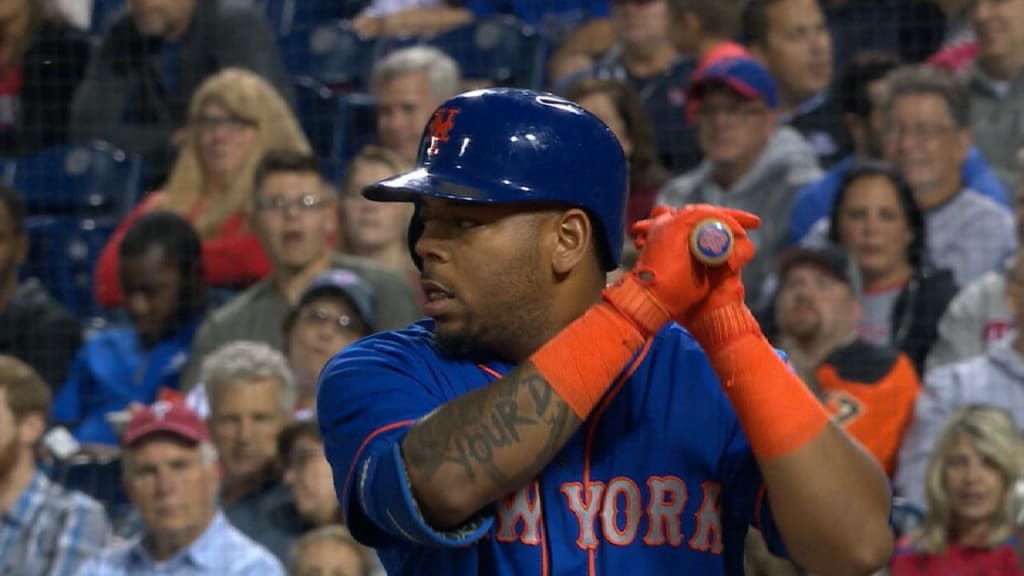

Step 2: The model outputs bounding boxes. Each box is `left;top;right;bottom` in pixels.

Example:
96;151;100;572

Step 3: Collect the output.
0;0;1022;574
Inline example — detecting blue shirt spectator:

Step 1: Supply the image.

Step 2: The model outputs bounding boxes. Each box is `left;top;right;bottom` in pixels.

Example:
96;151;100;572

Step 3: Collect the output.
0;355;111;576
51;212;208;446
51;318;202;446
0;471;111;575
77;511;283;576
76;402;284;575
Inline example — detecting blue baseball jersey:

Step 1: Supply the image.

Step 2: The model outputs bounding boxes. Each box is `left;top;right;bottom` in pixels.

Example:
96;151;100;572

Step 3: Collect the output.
318;320;787;575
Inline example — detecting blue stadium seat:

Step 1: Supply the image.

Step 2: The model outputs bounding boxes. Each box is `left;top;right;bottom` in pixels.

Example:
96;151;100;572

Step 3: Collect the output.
90;0;127;38
378;17;550;90
257;0;367;37
11;141;144;218
293;80;377;182
293;76;340;163
278;21;379;93
23;215;119;318
329;92;378;182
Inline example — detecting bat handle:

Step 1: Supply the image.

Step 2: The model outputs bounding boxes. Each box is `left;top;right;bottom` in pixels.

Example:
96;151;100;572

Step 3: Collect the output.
689;218;734;266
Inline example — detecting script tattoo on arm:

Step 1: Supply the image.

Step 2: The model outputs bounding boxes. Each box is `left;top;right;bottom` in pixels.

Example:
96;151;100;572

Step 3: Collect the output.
401;363;580;526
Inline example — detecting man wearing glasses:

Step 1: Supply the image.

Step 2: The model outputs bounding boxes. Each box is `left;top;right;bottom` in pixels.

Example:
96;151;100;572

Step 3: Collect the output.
880;65;1014;289
657;56;821;310
179;149;420;390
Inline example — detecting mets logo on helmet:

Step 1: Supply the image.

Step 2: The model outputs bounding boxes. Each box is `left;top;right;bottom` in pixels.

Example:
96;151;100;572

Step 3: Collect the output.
426;107;460;157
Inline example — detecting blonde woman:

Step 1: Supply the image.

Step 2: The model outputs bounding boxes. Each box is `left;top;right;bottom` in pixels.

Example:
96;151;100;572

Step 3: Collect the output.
95;68;312;309
891;405;1024;575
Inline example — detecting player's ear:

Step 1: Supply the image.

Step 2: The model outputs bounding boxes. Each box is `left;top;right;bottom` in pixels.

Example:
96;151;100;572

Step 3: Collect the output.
550;208;592;276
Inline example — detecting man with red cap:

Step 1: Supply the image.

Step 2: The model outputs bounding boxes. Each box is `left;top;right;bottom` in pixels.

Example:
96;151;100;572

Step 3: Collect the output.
76;401;284;575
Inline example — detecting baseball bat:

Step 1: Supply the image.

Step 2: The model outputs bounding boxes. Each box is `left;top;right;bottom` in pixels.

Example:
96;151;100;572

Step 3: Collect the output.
689;218;734;266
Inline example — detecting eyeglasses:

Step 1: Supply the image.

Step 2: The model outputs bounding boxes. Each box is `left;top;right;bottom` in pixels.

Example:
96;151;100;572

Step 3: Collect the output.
255;194;330;214
191;115;257;132
297;307;362;333
882;123;958;143
695;102;768;122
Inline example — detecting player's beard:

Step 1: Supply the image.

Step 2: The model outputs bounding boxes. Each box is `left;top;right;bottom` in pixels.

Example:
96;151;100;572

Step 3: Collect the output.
433;323;483;360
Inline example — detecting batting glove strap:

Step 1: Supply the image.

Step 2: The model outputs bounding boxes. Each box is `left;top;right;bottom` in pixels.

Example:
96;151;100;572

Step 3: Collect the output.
687;302;761;355
602;272;672;337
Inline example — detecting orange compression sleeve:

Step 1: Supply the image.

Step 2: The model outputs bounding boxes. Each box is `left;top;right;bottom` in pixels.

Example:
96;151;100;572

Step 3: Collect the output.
530;302;646;421
691;303;830;459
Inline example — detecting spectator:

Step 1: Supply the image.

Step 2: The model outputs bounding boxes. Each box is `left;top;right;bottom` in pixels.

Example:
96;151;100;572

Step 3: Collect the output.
564;0;696;173
743;0;851;167
371;46;461;166
94;68;311;309
0;185;81;390
0;0;89;155
283;270;375;413
179;149;421;389
773;245;920;475
824;162;958;374
0;355;110;575
76;400;284;575
277;419;339;529
927;156;1024;371
891;405;1024;574
896;252;1024;511
666;0;747;70
52;212;208;447
289;525;374;576
352;1;473;37
965;0;1024;193
69;0;292;187
338;145;417;283
880;64;1015;288
788;51;1009;245
658;56;821;309
564;78;671;226
203;341;303;563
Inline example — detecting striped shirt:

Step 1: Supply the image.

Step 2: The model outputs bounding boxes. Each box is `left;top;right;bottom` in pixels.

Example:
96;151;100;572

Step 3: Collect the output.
0;470;111;576
75;510;284;576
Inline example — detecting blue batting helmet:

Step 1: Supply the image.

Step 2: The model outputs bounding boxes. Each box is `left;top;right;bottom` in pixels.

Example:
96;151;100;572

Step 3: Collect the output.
363;87;629;270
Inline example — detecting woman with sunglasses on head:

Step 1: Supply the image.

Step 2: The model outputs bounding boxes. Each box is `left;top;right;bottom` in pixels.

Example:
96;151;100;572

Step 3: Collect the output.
94;68;312;310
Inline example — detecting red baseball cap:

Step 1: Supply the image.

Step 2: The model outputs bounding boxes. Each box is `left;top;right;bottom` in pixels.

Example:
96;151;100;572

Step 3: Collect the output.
121;401;211;447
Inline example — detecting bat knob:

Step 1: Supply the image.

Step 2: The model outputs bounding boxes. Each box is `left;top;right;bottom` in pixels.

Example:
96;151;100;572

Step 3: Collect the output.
689;219;734;266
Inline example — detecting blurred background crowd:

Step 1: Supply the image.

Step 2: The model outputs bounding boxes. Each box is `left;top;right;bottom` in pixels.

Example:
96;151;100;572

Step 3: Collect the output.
0;0;1023;574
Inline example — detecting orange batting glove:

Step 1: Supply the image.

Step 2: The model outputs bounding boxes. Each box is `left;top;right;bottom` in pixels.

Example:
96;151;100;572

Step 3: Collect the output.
602;204;759;337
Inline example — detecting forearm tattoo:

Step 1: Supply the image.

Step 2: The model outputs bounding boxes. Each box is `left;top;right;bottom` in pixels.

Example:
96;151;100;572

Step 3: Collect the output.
402;367;577;495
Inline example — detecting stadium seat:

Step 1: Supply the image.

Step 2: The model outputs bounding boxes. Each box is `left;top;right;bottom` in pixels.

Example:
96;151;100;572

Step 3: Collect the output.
23;215;119;318
329;91;378;182
293;76;340;164
257;0;367;37
278;21;379;92
10;141;144;219
90;0;126;38
293;81;377;182
378;17;550;90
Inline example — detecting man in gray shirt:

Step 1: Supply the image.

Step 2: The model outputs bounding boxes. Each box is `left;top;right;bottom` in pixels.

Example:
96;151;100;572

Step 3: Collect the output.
658;56;821;309
879;65;1015;289
181;150;421;389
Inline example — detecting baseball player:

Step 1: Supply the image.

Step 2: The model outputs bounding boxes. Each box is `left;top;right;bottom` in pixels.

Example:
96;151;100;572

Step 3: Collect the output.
317;88;893;575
